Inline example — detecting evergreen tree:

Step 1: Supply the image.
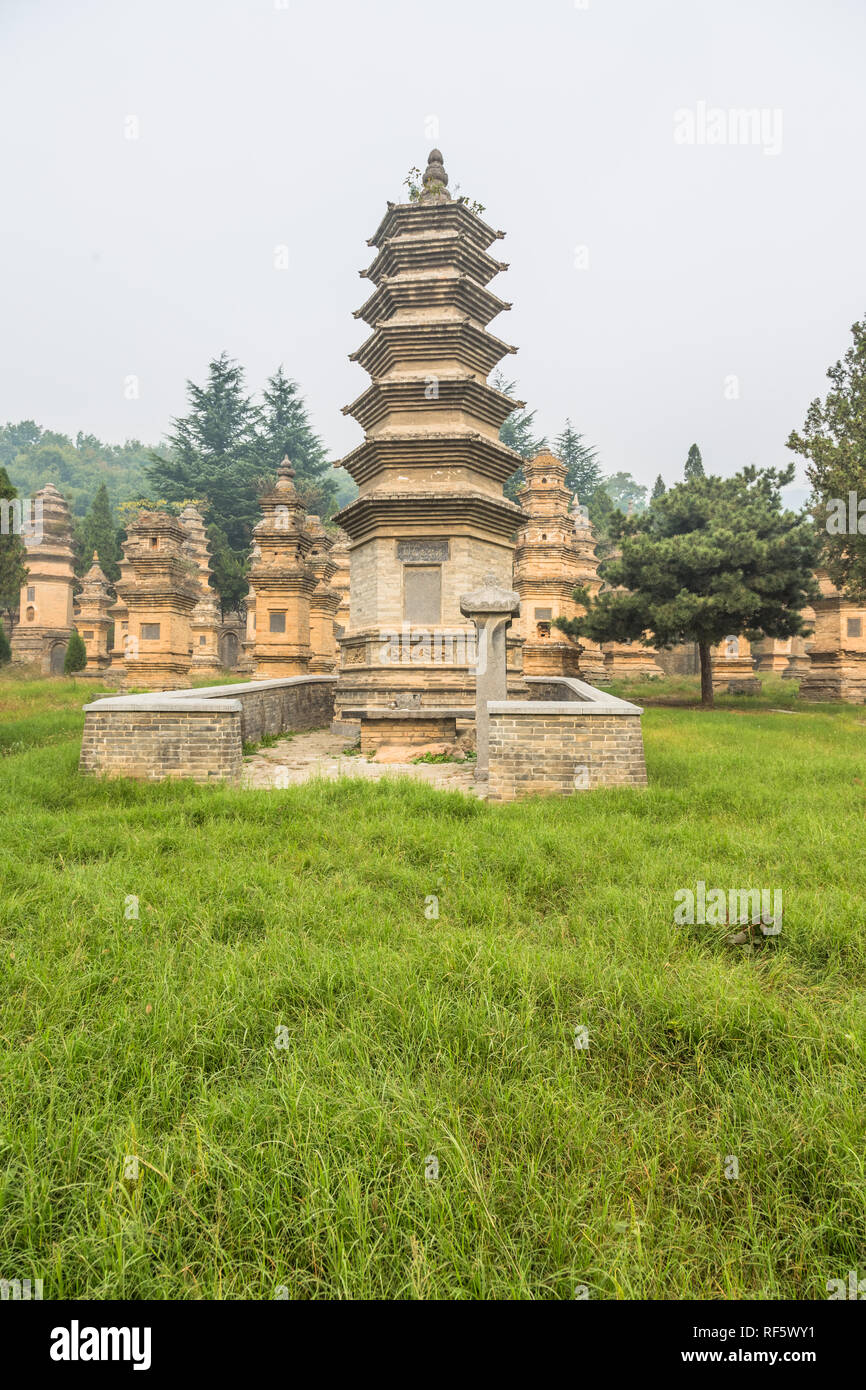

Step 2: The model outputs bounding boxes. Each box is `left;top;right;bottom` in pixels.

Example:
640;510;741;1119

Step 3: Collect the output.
492;374;546;501
75;483;120;581
787;315;866;598
146;353;262;555
63;628;87;674
556;464;819;707
603;471;648;513
0;466;28;627
257;367;337;518
684;443;705;481
207;522;249;618
0;623;11;664
554;419;601;500
651;474;666;501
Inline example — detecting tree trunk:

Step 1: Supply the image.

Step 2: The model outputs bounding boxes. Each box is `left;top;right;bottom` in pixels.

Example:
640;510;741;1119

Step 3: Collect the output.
698;640;714;707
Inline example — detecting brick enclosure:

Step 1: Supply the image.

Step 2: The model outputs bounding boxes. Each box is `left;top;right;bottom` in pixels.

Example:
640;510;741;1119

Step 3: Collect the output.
79;676;336;783
486;678;647;801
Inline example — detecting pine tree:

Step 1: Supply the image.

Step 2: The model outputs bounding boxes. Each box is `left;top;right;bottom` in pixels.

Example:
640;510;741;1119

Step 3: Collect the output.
207;522;249;618
557;464;819;706
63;628;87;674
787;315;866;598
684;444;704;481
75;483;120;581
651;475;666;502
146;353;262;554
258;367;336;518
492;374;546;501
554;419;601;500
0;466;28;627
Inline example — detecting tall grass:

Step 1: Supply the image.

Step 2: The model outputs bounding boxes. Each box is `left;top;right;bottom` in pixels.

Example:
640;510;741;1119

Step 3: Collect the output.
0;674;864;1298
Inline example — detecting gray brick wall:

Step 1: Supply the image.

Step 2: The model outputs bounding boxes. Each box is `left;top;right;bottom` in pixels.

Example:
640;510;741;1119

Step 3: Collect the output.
487;710;647;801
79;677;336;783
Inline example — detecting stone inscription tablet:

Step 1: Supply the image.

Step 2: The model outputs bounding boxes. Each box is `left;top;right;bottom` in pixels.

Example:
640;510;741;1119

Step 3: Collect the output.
396;540;450;564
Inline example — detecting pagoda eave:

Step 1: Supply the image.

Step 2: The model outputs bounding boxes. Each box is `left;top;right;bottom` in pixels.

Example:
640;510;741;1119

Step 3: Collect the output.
337;432;525;487
342;376;524;432
368;199;504;255
335;490;524;543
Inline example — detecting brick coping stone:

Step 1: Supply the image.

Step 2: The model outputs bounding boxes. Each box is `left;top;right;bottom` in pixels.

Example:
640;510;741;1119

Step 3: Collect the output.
83;674;336;715
495;675;643;716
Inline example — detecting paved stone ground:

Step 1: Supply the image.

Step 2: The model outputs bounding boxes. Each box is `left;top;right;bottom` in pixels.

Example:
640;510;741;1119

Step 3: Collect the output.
242;728;484;796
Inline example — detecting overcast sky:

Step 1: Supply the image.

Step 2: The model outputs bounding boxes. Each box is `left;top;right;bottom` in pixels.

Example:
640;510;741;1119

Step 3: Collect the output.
1;0;864;498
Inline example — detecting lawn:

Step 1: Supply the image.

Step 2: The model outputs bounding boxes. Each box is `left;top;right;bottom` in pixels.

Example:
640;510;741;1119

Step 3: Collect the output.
0;671;864;1299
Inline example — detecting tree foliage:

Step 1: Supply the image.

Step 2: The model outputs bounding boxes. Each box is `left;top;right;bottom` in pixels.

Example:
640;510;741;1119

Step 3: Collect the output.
0;466;28;623
74;483;121;582
684;443;705;481
63;628;87;674
554;419;601;500
492;374;546;500
787;315;866;599
557;464;820;705
1;423;152;518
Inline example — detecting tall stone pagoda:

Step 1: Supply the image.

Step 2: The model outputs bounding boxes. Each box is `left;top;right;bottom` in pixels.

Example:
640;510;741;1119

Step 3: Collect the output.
11;483;76;674
116;510;199;689
305;514;341;673
514;450;592;678
74;552;113;671
333;148;526;723
249;458;317;678
179;504;223;679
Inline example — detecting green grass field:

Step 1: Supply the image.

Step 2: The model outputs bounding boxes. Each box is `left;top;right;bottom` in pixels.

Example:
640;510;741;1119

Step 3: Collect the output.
0;672;864;1299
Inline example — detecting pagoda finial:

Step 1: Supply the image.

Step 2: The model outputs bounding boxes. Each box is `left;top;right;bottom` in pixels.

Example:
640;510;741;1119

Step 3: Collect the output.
420;148;450;203
277;454;295;479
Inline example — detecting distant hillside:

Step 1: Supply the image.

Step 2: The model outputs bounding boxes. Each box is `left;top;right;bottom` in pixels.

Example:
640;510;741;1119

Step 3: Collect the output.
1;422;157;519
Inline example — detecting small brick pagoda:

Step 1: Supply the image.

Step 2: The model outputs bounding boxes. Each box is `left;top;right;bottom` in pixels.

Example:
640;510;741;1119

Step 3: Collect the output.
179;504;223;679
249;458;317;678
333;148;527;734
513;450;606;679
116;510;199;689
305;514;341;673
711;635;761;695
11;483;76;674
74;552;113;671
799;571;866;701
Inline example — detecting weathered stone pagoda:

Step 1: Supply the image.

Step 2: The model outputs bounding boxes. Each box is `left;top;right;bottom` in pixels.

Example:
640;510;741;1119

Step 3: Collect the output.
11;483;76;673
116;510;199;689
305;514;340;672
333;148;527;728
711;635;761;695
74;552;113;671
249;458;316;678
179;504;223;679
799;572;866;701
513;451;589;677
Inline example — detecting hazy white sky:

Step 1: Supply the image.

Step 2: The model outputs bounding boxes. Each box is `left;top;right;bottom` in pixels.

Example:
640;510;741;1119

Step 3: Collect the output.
1;0;864;496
